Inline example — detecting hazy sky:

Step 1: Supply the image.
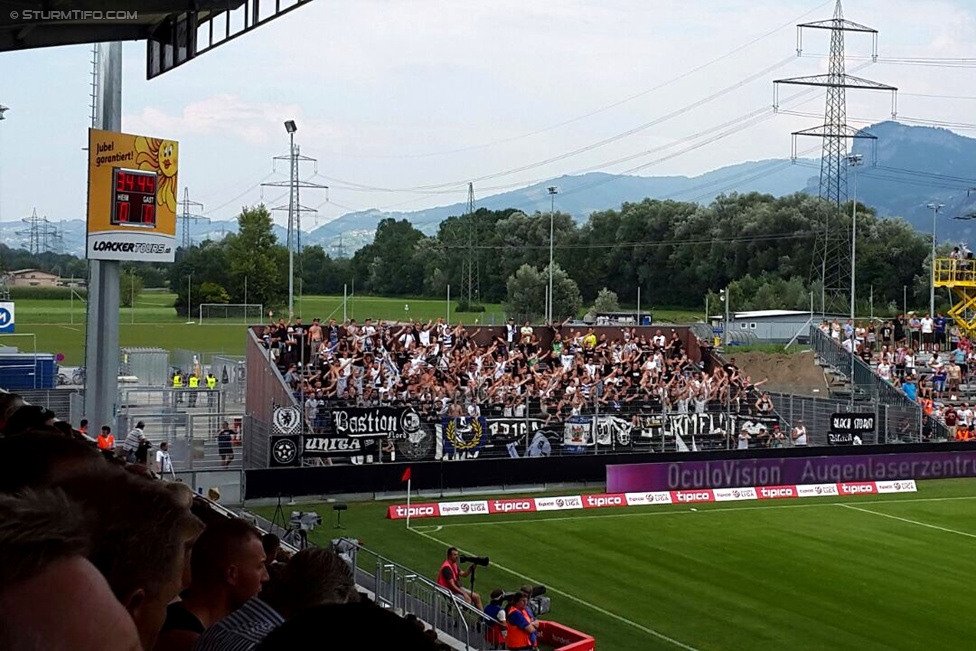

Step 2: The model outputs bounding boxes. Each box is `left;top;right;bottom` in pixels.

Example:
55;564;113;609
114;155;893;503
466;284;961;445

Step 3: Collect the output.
0;0;973;230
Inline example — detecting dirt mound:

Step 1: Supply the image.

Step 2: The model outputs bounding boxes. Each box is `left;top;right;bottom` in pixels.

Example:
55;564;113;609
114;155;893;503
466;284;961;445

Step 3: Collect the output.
729;350;827;396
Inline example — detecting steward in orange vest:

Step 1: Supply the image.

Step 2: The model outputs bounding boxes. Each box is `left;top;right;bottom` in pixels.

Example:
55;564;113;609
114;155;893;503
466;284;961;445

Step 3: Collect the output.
505;592;537;650
97;426;115;450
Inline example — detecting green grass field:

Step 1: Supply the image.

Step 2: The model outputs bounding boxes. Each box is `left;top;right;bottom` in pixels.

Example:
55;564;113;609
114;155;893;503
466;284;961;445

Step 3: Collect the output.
5;290;703;364
255;479;976;651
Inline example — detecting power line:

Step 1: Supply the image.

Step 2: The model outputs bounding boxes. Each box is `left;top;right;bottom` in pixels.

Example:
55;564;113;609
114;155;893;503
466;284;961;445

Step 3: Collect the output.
318;55;799;194
310;1;835;161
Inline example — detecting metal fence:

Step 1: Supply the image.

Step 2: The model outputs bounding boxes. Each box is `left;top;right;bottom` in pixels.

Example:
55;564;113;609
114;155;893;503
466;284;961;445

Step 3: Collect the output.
243;414;271;471
809;326;923;439
211;355;246;406
764;391;920;445
116;386;244;471
344;541;492;650
16;388;79;421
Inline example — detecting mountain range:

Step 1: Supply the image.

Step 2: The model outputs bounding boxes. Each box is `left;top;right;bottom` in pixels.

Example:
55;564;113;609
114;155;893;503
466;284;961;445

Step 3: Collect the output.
4;121;975;259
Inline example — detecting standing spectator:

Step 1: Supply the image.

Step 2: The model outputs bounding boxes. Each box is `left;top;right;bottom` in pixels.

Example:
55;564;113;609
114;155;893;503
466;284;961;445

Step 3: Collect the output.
736;428;751;450
122;420;146;463
156;519;269;651
880;320;894;348
944;405;959;440
97;425;115;451
791;420;808;446
188;372;200;407
207;372;219;408
920;313;934;352
217;421;236;468
156;440;175;480
893;315;905;345
934;313;947;351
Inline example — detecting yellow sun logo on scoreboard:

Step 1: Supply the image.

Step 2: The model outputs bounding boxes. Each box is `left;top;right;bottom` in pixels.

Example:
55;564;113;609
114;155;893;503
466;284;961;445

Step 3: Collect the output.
134;136;179;214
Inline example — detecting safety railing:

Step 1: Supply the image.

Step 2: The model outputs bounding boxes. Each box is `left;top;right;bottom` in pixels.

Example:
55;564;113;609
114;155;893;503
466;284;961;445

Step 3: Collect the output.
934;257;976;287
809;326;923;440
341;540;495;650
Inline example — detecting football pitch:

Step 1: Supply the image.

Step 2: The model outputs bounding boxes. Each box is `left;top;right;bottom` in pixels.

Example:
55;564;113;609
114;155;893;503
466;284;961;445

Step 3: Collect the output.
256;478;976;651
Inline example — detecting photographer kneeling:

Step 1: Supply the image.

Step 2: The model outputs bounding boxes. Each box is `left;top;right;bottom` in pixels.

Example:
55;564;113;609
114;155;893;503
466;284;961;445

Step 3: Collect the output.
505;591;538;650
436;547;483;610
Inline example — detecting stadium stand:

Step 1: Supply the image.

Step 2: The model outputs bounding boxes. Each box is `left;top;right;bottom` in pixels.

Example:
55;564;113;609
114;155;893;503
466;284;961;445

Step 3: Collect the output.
257;316;789;454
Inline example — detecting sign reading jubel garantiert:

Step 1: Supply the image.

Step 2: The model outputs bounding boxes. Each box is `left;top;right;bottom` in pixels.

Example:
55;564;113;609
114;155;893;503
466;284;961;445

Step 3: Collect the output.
87;129;179;262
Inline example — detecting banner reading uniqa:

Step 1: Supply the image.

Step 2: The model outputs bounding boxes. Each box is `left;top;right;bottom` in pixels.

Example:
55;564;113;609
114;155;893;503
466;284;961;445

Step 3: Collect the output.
87;128;179;262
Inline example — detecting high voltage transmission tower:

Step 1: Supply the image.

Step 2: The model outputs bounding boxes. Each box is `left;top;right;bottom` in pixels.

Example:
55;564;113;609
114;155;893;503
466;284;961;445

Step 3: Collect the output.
330;232;347;259
180;188;204;249
464;182;479;307
773;0;897;315
18;208;63;255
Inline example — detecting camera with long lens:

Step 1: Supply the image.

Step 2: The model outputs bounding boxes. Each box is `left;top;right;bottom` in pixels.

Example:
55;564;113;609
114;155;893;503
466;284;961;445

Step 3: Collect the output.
460;554;490;567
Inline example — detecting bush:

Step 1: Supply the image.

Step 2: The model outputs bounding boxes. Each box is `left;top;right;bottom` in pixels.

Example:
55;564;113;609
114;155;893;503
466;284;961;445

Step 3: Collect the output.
455;300;486;313
8;287;86;300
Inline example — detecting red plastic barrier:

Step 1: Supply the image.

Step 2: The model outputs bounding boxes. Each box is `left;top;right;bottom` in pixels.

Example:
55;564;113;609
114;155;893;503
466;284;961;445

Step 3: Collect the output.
537;620;596;651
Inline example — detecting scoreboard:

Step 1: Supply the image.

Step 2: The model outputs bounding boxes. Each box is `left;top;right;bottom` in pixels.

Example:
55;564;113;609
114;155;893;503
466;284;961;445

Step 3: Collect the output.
87;129;178;262
111;168;158;227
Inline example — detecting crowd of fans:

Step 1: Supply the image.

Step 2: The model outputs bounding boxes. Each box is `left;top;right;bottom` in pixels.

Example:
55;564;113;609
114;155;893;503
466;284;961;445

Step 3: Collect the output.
0;393;450;651
261;316;773;426
820;315;976;440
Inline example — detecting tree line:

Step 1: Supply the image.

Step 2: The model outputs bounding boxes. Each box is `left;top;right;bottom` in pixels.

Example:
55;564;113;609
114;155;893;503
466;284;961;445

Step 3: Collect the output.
1;192;938;319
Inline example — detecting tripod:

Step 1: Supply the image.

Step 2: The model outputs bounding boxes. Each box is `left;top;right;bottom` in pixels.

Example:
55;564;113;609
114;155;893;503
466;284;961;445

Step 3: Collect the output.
270;494;287;534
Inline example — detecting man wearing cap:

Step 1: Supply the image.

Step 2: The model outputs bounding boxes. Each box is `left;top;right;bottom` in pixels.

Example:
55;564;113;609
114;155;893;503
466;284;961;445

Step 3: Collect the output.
483;589;507;646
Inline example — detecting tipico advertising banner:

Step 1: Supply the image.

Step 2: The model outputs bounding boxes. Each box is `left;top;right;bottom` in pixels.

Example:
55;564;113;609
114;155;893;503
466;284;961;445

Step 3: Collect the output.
87;128;179;262
606;450;976;493
385;480;918;519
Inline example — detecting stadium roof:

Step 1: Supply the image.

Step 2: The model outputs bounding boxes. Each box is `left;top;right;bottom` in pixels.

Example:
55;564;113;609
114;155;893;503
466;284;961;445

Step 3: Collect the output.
0;1;310;78
0;1;236;51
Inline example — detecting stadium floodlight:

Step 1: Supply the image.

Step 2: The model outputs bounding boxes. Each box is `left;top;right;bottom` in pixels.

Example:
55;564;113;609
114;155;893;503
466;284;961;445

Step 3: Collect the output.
284;120;297;134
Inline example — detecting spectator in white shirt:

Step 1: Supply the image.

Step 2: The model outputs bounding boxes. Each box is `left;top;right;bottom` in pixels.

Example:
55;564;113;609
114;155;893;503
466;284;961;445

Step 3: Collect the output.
155;441;174;479
920;313;934;351
877;361;892;381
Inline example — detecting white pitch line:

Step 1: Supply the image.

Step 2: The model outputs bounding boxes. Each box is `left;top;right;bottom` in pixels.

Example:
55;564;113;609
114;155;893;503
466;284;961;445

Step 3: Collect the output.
430;495;976;529
410;527;703;651
838;503;976;539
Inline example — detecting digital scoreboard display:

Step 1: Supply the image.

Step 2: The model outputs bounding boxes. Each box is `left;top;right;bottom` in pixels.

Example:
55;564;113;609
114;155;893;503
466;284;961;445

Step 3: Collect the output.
111;168;158;227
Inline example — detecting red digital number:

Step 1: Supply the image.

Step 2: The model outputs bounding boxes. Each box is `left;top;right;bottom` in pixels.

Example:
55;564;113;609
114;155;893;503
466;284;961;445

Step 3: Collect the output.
126;173;135;192
142;203;155;225
117;201;130;223
147;175;156;193
116;172;126;193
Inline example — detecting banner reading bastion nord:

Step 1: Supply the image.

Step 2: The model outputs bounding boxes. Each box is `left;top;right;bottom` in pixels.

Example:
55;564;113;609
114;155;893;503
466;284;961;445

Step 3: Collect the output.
607;450;976;492
87;128;179;262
